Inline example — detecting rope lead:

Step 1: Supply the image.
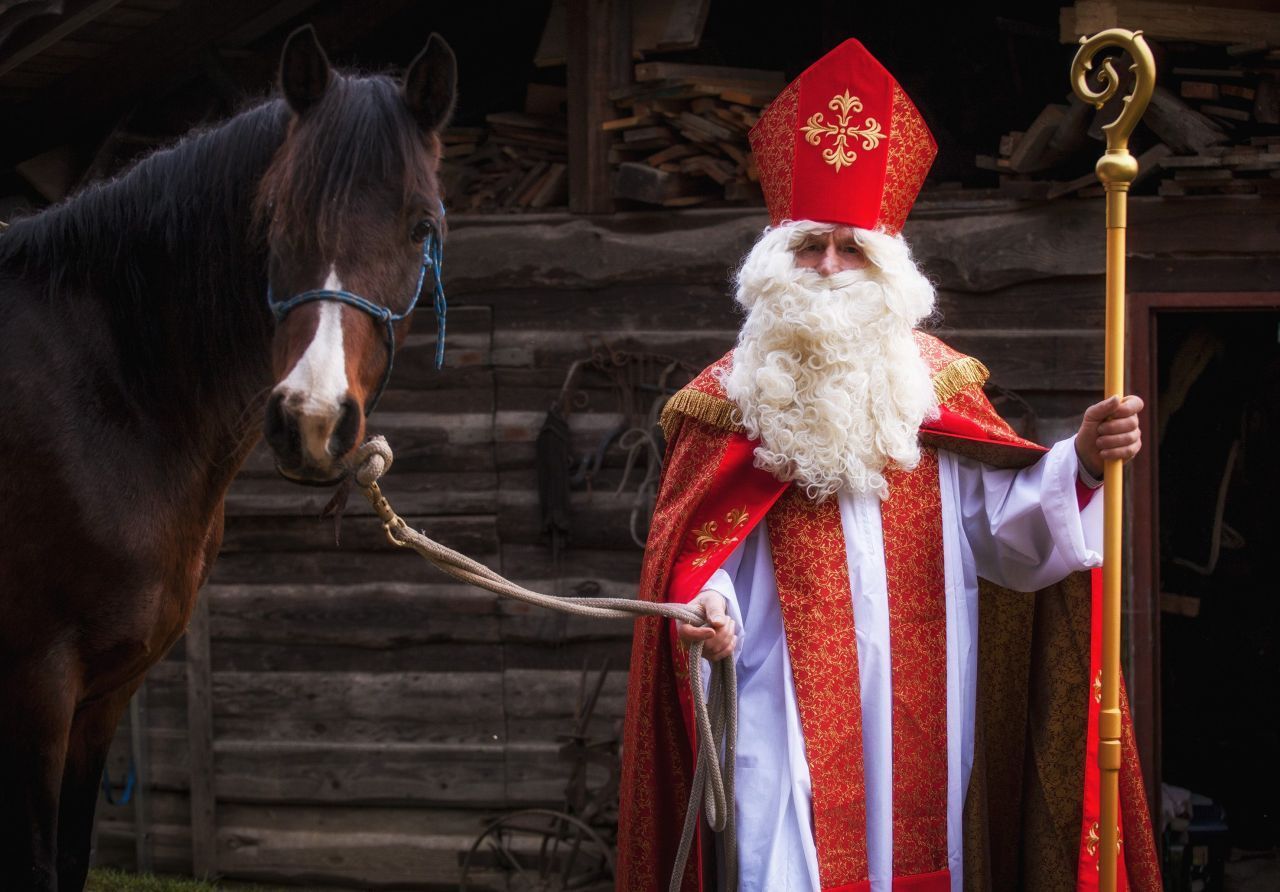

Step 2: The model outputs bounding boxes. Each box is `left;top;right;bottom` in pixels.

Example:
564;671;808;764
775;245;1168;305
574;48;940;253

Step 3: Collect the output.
350;436;738;892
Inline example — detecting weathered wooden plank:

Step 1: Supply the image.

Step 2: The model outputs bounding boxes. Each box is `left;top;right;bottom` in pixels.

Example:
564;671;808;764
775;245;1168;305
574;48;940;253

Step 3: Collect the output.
389;334;493;385
128;684;153;871
504;739;613;805
94;822;191;875
219;513;498;555
98;790;490;837
224;471;498;515
441;198;1280;294
1129;256;1280;293
213;740;505;806
464;283;739;328
504;669;627;722
185;597;216;877
491;329;735;370
215;824;478;887
934;278;1105;331
210;671;505;744
496;473;660;548
96;806;490;887
206;583;505;647
566;0;627;214
444;210;765;293
501;544;644;585
0;0;126;80
208;638;634;675
208;550;502;586
936;329;1103;391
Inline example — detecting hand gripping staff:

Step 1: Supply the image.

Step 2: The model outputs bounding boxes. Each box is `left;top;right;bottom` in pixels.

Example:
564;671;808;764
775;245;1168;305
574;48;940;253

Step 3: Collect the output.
1070;29;1156;892
350;437;740;892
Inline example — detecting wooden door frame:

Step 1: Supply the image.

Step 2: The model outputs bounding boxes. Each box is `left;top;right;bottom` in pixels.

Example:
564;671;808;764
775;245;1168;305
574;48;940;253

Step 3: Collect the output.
1127;290;1280;821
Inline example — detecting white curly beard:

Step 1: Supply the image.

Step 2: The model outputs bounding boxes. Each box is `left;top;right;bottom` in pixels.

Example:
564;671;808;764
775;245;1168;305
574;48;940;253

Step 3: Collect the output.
722;222;940;501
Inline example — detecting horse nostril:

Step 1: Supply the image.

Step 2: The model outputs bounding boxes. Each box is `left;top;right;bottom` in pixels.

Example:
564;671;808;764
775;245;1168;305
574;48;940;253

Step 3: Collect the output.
264;392;301;465
328;395;362;458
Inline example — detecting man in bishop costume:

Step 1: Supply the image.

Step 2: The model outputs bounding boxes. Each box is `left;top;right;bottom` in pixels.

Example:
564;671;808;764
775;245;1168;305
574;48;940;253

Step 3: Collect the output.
616;39;1162;892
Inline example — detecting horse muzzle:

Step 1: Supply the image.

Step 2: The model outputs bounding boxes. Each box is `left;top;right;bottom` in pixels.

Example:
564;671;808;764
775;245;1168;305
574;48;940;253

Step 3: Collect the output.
264;389;363;484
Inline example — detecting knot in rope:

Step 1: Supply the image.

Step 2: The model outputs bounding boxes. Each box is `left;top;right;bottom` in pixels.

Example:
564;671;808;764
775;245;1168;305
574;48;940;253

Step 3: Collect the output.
350;437;737;892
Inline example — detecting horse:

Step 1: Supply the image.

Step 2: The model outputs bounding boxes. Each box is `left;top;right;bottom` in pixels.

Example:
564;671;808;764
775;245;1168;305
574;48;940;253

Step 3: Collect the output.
0;25;456;890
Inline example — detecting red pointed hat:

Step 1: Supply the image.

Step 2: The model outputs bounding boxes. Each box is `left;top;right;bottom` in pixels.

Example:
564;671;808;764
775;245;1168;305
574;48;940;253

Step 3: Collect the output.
748;38;937;234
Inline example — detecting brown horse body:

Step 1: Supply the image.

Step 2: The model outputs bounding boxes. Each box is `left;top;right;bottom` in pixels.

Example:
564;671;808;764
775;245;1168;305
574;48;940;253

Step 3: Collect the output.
0;28;455;890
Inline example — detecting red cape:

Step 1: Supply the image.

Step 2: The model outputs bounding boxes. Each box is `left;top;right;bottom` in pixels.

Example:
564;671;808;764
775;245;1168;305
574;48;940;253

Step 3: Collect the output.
616;333;1160;892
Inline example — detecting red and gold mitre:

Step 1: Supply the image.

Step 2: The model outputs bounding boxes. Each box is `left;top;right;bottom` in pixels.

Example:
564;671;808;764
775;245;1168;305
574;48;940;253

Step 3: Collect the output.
748;38;937;234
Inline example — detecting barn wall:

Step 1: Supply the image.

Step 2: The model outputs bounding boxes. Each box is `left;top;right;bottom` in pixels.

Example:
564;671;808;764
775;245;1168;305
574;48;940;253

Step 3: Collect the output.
95;196;1280;887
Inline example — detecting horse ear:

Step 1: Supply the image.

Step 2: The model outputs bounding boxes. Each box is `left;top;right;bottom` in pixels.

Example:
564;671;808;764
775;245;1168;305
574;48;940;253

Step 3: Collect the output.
402;33;457;133
280;25;332;115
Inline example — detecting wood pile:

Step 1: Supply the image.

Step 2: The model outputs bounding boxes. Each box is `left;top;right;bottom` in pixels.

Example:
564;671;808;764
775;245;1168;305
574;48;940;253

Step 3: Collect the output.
974;37;1280;201
603;62;781;207
440;85;571;212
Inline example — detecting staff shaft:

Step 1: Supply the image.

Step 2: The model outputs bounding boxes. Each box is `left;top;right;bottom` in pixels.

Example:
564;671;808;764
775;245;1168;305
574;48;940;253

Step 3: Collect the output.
1070;29;1155;892
1101;188;1128;892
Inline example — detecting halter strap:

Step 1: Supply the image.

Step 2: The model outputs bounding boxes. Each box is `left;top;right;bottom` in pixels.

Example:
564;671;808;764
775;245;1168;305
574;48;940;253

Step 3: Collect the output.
266;200;447;416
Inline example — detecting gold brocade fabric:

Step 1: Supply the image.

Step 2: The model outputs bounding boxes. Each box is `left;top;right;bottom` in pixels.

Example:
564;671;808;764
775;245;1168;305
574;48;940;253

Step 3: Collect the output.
962;574;1161;892
883;450;950;877
616;416;733;892
878;85;937;235
748;78;800;226
769;488;870;887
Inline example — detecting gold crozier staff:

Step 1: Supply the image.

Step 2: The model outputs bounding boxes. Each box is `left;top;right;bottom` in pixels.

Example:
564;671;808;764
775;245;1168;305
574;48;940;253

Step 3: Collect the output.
1070;28;1157;892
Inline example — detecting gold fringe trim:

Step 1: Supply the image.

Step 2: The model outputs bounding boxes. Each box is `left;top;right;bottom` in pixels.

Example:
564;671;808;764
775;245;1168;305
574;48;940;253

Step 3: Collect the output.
660;388;744;439
660;356;990;439
932;356;989;404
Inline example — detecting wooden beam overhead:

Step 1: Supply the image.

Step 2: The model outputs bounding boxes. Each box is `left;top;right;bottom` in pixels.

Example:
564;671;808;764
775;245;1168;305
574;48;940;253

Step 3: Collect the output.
0;0;124;78
219;0;323;49
566;0;629;214
0;0;292;166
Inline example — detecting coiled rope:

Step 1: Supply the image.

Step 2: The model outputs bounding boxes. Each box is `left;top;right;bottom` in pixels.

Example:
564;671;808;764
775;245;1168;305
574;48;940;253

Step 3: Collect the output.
351;437;737;892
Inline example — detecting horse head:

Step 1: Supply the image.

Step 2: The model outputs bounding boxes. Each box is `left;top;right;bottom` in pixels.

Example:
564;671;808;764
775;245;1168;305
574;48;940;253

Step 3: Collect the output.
258;25;455;484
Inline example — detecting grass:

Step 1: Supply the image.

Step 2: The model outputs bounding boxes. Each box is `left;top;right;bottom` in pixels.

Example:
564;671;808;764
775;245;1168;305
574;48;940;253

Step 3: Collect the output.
86;869;281;891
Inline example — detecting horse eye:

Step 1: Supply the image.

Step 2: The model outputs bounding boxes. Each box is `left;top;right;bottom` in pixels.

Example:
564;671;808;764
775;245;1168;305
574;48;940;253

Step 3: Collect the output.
410;219;433;243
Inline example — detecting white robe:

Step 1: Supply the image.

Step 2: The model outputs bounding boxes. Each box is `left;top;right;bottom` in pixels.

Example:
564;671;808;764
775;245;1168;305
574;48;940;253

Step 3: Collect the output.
702;437;1105;892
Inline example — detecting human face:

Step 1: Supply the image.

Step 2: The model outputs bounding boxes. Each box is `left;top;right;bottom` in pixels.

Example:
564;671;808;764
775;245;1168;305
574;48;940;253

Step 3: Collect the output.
791;226;869;277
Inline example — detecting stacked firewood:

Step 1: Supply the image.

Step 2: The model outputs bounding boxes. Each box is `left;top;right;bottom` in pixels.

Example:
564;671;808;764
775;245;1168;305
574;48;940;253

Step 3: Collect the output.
1155;51;1280;196
440;86;571;212
973;23;1280;200
604;63;781;207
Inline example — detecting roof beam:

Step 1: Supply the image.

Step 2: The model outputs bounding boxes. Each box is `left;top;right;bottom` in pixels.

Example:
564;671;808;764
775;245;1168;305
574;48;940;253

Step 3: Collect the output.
0;0;124;78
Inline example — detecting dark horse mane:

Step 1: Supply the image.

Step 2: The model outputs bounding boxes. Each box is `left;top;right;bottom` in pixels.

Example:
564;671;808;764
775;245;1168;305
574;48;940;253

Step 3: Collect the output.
0;72;435;442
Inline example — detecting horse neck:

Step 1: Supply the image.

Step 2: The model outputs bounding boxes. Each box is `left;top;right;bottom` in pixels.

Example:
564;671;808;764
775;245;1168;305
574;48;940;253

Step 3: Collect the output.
20;101;289;487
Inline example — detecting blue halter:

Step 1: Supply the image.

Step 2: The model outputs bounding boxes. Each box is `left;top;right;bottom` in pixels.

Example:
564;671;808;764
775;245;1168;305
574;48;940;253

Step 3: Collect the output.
267;201;447;416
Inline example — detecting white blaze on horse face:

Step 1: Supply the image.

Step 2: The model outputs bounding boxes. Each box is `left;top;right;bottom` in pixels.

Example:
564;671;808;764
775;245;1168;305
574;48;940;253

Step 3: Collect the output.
277;266;350;464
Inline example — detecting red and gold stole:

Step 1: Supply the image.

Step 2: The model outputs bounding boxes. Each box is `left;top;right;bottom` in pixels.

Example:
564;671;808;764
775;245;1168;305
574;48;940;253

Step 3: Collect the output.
768;449;949;892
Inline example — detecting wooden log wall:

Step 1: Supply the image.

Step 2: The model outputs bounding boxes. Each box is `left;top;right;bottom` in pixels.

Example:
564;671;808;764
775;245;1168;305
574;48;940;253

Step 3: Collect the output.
94;196;1280;888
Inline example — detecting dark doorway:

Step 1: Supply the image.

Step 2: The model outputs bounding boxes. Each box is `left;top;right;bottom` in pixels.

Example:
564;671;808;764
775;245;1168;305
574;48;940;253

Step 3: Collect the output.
1143;305;1280;890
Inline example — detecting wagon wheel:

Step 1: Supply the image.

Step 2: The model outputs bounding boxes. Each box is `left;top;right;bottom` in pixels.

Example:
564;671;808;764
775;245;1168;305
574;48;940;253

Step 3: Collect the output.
458;808;614;892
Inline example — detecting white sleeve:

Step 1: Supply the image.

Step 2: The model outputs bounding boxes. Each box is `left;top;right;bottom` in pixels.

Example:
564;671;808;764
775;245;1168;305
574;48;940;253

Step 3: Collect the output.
951;436;1104;592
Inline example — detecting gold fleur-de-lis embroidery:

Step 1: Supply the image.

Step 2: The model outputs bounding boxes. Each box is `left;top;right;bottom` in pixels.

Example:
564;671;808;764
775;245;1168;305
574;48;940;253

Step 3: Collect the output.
691;507;751;567
1086;821;1123;869
799;90;885;172
1093;670;1103;704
